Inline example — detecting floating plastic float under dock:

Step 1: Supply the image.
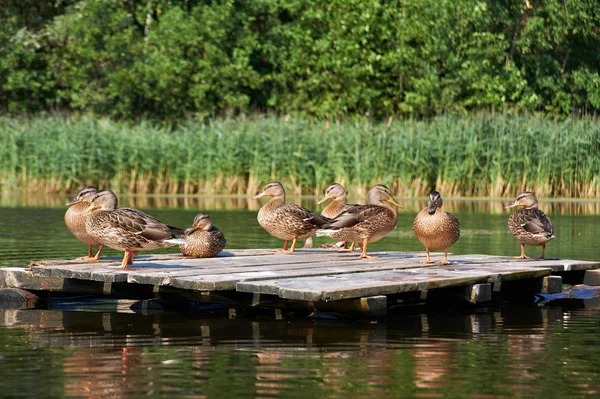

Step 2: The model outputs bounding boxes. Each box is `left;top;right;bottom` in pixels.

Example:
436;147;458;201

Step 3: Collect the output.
1;249;599;317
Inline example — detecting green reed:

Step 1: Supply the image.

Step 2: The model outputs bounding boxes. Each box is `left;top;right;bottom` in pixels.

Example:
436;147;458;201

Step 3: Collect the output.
0;114;598;198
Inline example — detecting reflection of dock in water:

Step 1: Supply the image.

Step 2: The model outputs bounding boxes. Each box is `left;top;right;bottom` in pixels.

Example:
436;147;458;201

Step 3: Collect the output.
1;249;599;316
1;298;599;399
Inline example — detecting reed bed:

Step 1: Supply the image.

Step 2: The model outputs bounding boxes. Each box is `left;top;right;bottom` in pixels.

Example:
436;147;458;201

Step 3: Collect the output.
0;115;598;198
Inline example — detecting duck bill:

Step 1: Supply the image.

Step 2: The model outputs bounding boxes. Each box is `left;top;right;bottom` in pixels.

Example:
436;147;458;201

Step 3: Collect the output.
505;200;518;209
253;191;266;199
427;201;437;214
65;198;82;206
317;196;330;205
387;198;402;208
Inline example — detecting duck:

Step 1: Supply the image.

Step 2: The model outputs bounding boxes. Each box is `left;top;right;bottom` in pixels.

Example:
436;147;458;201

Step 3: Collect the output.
316;184;400;259
254;182;330;253
413;190;460;265
180;213;226;258
506;191;554;259
64;186;105;261
315;183;360;250
83;189;185;269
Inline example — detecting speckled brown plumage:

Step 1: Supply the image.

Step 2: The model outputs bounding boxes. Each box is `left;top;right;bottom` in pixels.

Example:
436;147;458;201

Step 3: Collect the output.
255;182;329;253
180;213;226;258
413;190;460;264
506;191;554;259
85;189;184;269
316;184;399;259
64;186;104;261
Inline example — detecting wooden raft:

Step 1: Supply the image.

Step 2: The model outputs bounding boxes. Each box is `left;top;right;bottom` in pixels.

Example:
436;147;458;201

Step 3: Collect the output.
1;249;599;316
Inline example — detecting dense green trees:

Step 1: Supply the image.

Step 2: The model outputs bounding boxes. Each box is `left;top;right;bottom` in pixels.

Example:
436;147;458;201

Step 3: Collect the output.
1;0;600;120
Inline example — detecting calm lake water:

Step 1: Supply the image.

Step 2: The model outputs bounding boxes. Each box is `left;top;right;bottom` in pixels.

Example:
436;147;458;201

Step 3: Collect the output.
0;194;599;398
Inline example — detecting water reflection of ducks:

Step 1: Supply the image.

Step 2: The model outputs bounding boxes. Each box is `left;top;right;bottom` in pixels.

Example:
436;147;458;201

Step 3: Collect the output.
63;347;140;398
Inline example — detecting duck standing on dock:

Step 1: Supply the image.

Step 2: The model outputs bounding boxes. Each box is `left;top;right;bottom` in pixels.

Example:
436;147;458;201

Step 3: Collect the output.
413;190;460;265
315;183;359;250
506;191;554;259
254;182;330;253
316;184;400;259
83;189;185;269
180;213;226;258
64;186;105;261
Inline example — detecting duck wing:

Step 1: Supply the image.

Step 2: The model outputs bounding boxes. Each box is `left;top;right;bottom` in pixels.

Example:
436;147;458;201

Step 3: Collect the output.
519;209;554;237
325;205;386;229
282;204;330;227
115;208;182;240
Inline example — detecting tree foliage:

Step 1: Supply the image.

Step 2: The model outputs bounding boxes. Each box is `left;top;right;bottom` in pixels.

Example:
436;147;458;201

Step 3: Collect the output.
1;0;599;120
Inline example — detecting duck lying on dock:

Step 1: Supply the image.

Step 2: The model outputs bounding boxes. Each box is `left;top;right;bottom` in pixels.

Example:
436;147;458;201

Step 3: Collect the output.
254;182;330;253
506;191;555;259
64;186;104;261
413;190;460;265
180;213;226;258
317;184;400;259
83;189;185;269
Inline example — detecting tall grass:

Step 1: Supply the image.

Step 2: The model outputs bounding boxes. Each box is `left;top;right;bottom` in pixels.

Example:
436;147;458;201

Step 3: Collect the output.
0;114;599;198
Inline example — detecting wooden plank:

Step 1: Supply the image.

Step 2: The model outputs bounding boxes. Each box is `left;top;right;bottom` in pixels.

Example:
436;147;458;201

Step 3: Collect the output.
26;249;276;267
27;250;429;282
236;264;553;301
23;251;518;289
496;259;600;272
0;268;65;290
163;256;538;291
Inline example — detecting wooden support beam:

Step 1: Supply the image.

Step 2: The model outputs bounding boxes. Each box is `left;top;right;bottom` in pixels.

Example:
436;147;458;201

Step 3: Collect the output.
463;283;492;304
359;295;387;317
103;281;113;295
583;269;600;286
540;276;563;294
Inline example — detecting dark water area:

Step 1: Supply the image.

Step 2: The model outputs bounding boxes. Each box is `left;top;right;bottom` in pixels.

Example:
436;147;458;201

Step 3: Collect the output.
0;194;599;398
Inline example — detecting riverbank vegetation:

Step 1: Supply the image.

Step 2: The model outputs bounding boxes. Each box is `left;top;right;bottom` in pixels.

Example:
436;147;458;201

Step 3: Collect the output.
1;115;598;198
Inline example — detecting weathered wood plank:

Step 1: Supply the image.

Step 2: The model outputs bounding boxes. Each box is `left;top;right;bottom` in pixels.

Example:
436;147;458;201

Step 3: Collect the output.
158;256;544;291
26;249;276;267
236;264;553;301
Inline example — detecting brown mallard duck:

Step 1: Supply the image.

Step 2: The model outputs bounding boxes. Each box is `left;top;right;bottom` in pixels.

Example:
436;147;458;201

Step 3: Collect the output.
316;183;360;250
84;189;185;269
316;184;400;259
317;183;357;218
254;182;329;253
64;186;104;261
413;190;460;265
506;191;554;259
180;213;226;258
